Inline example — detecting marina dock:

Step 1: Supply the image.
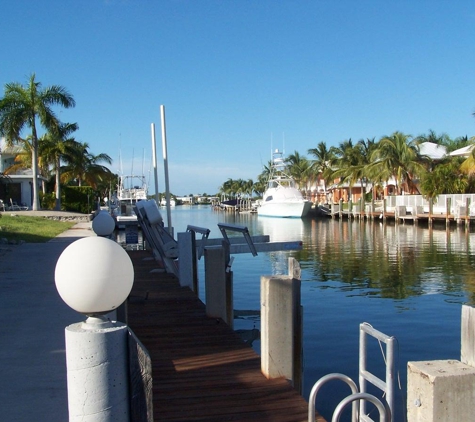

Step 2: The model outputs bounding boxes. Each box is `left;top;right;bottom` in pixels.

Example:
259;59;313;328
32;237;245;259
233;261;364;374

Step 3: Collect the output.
126;249;323;422
324;194;475;228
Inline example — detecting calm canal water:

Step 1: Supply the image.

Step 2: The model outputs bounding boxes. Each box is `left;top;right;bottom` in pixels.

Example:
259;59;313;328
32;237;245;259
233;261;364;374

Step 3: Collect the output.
155;205;474;421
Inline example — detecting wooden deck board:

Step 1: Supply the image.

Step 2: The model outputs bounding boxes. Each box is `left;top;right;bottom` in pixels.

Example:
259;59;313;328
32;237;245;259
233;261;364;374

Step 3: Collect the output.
126;250;325;422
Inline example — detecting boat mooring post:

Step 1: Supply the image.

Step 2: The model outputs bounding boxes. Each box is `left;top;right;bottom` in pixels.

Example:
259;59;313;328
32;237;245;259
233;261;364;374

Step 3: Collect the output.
204;242;234;328
261;257;303;393
407;305;475;422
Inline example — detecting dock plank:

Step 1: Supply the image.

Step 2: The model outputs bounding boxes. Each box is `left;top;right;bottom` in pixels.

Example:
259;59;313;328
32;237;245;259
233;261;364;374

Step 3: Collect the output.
126;250;324;422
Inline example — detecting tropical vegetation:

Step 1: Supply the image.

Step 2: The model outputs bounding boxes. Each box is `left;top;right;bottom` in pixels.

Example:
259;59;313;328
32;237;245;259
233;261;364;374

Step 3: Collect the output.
219;130;475;201
0;74;115;211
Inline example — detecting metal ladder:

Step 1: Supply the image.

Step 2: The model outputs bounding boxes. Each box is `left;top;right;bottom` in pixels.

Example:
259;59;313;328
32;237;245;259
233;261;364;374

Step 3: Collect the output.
308;323;396;422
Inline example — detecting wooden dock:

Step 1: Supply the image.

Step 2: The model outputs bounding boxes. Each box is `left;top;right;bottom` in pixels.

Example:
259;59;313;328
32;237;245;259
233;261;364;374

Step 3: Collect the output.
126;250;324;422
331;210;473;227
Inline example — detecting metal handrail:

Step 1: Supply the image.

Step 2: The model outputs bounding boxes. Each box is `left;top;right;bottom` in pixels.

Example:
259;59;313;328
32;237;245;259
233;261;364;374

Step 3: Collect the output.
186;225;210;260
308;373;359;422
332;393;390;422
217;223;258;256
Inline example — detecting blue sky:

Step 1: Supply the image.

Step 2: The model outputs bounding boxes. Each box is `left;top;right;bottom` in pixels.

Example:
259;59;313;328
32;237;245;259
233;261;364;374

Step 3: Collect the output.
2;0;475;195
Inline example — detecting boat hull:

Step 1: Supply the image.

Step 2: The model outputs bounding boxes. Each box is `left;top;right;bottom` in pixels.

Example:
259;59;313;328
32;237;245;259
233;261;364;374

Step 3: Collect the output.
257;200;311;218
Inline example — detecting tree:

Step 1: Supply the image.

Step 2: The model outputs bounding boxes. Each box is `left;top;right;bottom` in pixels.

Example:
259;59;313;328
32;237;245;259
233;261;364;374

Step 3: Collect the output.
330;139;364;201
308;141;335;201
414;129;451;146
420;158;468;198
61;142;113;188
0;74;75;210
39;122;79;210
369;132;425;195
285;151;311;195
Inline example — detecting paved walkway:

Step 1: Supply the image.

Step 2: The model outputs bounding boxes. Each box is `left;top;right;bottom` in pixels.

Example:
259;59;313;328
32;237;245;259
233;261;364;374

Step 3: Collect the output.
0;219;94;421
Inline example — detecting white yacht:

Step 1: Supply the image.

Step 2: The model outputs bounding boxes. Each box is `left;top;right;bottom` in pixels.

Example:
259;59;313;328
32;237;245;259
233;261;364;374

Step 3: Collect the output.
257;150;311;218
111;175;148;226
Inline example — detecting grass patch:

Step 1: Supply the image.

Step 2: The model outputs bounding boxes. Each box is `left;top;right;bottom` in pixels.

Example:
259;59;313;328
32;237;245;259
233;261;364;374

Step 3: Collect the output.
0;214;76;243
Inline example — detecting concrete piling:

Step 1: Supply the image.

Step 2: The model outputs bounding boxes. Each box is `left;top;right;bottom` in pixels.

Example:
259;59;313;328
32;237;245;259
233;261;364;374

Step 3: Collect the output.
204;245;234;328
407;305;475;421
65;320;129;421
260;258;302;392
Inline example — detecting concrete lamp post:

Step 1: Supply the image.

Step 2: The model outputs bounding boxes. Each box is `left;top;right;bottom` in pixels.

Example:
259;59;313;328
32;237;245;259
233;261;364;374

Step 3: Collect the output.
55;236;134;422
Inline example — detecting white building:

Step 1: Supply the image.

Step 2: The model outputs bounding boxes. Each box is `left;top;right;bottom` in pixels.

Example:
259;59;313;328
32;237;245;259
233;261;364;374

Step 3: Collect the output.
0;138;45;209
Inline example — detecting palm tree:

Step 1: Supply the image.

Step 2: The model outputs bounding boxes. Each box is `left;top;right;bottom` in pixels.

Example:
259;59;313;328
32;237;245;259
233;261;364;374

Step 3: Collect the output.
39;122;79;210
285;151;311;194
357;137;377;199
369;132;425;195
61;142;113;188
308;141;335;202
330;139;364;201
0;74;75;210
414;129;451;146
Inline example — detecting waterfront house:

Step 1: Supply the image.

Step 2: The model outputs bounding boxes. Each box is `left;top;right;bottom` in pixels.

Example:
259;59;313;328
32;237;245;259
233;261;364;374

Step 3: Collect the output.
321;142;452;204
0;137;45;209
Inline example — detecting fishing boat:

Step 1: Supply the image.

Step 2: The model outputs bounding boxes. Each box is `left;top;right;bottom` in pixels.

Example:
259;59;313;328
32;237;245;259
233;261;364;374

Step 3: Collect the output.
257;149;311;218
111;175;148;227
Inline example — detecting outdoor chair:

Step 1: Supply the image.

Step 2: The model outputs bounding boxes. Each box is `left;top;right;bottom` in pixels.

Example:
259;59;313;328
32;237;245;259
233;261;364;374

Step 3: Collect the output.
0;199;6;211
9;199;28;211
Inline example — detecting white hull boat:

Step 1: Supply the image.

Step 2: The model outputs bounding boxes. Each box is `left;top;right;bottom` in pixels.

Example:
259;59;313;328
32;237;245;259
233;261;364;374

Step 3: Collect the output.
160;198;176;207
111;175;148;227
257;150;311;218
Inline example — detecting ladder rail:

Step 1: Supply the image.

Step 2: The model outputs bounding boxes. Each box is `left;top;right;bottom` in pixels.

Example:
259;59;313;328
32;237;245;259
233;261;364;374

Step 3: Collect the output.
359;322;396;420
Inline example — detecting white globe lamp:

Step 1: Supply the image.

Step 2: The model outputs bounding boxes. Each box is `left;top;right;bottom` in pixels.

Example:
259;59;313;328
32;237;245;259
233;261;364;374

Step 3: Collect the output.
55;237;134;322
92;210;116;237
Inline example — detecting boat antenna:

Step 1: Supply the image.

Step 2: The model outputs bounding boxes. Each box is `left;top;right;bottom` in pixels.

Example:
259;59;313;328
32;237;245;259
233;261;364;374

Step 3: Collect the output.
131;148;135;185
270;132;273;159
142;148;145;180
119;133;123;175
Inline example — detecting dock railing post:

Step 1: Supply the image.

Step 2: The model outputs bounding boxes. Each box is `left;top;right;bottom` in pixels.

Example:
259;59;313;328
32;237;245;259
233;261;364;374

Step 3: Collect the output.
466;197;471;229
446;197;451;226
429;197;433;227
261;258;302;393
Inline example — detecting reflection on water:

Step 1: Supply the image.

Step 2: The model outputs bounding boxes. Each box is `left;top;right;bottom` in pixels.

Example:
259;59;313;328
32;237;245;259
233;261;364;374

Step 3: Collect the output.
159;206;475;420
